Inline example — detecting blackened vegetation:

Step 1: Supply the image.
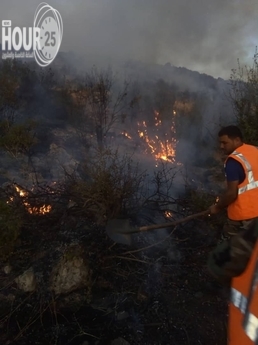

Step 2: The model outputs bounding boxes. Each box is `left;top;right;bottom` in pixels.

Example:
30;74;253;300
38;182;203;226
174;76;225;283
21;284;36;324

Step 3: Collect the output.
0;180;228;345
0;58;236;344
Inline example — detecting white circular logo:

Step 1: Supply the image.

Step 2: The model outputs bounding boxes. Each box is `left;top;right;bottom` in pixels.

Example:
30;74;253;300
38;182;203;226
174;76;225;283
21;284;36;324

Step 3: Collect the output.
33;2;63;67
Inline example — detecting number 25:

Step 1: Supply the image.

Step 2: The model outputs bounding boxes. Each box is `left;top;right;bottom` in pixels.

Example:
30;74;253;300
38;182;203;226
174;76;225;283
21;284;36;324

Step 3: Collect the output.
45;31;56;47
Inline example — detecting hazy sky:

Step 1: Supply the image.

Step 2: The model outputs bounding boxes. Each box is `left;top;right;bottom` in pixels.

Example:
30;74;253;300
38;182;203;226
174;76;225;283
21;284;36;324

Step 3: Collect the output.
1;0;257;79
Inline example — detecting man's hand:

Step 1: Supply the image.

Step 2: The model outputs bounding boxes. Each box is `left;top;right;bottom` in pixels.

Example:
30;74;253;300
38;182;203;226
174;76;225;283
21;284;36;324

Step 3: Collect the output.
208;204;221;215
207;181;238;216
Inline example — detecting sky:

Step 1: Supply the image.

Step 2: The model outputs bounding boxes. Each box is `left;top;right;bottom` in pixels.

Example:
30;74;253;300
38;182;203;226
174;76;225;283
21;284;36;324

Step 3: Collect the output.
1;0;258;79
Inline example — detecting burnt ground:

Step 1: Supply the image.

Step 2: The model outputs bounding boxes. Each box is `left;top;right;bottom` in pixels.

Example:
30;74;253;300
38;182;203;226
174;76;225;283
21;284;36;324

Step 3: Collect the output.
0;213;228;345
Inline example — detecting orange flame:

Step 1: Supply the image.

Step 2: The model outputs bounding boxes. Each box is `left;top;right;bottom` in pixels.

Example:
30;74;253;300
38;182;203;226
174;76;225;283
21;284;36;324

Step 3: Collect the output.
121;131;132;139
136;109;177;163
13;185;52;215
164;210;173;218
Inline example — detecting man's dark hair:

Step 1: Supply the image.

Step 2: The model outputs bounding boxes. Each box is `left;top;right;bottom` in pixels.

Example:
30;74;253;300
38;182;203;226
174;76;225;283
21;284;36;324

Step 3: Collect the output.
218;125;243;140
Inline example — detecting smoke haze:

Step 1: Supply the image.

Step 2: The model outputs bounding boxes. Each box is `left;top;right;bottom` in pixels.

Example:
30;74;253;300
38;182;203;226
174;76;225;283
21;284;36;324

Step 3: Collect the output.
1;0;257;78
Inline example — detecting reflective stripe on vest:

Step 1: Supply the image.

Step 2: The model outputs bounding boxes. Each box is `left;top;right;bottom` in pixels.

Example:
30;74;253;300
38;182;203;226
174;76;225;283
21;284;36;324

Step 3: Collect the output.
231;288;258;343
231;287;248;312
231;151;258;195
244;313;258;343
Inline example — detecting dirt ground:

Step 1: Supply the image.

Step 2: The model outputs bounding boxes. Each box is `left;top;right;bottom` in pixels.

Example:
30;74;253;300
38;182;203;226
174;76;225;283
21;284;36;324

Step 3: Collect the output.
0;210;229;345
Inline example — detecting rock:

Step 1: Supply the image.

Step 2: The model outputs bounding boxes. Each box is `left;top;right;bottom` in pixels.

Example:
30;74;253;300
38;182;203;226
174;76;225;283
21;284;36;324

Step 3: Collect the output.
111;338;130;345
47;145;78;178
15;268;37;292
3;264;12;274
50;245;91;295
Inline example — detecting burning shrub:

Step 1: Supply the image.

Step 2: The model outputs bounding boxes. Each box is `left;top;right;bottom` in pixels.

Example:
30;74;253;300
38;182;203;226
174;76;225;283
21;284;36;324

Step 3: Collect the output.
66;149;147;224
12;184;52;215
0;200;23;258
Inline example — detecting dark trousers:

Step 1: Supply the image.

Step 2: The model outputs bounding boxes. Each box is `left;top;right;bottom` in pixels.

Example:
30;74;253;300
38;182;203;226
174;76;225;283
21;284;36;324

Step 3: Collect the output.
208;218;258;284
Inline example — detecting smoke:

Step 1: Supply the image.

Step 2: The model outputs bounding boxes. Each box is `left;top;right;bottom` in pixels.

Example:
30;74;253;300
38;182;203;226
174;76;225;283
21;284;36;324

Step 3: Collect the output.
1;0;258;78
0;0;241;197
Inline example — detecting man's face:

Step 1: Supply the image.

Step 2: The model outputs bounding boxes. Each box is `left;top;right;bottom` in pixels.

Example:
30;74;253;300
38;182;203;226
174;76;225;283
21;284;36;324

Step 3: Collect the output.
219;135;240;155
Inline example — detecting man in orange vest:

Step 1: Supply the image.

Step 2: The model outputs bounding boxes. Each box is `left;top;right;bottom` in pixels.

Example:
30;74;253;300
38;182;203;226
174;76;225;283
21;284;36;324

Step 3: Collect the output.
208;125;258;239
206;125;258;344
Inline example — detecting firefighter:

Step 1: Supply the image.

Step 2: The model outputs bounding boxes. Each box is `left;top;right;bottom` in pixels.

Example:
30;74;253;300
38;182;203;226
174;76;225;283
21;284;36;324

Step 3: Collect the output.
208;125;258;240
206;125;258;343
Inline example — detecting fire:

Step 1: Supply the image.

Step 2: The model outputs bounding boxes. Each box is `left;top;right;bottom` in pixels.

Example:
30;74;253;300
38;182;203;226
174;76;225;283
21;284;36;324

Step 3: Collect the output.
7;196;14;203
154;141;176;162
12;185;52;215
137;109;177;163
15;186;28;197
118;109;179;165
121;131;132;140
26;204;52;215
164;210;173;218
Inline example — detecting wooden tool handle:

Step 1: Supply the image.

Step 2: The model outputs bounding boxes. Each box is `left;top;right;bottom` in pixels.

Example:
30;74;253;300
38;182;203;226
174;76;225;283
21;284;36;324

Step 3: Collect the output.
138;210;210;232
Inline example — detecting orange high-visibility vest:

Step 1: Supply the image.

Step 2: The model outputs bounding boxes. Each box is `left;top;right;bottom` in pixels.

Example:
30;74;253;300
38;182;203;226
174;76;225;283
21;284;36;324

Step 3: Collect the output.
228;240;258;344
225;144;258;221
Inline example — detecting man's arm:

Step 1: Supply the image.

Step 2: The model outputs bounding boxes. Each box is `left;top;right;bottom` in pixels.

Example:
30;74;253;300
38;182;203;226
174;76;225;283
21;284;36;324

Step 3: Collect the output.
208;181;239;214
215;180;239;210
208;157;244;214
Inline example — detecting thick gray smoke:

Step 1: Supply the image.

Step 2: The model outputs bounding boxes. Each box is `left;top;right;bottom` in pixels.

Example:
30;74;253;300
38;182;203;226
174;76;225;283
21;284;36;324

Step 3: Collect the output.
1;0;257;78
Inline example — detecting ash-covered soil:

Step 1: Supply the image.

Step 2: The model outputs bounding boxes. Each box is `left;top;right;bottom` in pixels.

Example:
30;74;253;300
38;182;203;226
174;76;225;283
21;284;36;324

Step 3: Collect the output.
0;214;228;345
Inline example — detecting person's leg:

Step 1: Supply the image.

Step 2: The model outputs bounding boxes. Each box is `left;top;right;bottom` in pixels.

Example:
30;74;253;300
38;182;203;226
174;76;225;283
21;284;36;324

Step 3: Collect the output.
208;218;258;285
220;218;255;243
221;219;242;241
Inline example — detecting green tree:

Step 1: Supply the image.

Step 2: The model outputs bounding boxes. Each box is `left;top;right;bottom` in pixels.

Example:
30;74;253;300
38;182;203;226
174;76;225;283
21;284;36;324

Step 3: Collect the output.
229;52;258;145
